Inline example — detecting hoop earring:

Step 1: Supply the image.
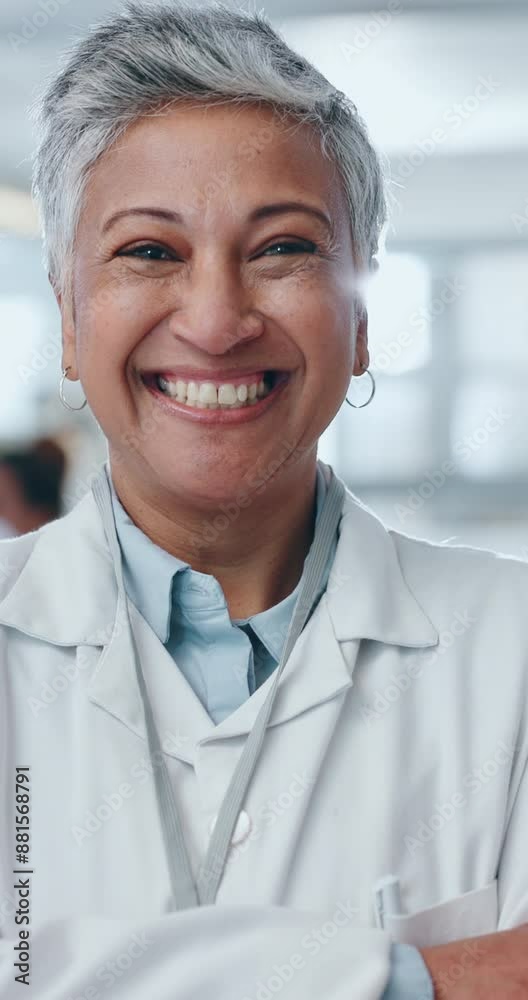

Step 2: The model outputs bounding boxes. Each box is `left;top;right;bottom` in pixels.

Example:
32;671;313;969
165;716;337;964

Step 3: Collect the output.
59;366;87;411
345;364;376;409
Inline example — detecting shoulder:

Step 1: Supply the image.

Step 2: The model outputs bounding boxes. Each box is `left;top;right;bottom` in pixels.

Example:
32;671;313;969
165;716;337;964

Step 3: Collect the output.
0;502;89;594
391;524;528;586
0;491;112;646
390;525;528;627
339;487;528;630
0;529;44;600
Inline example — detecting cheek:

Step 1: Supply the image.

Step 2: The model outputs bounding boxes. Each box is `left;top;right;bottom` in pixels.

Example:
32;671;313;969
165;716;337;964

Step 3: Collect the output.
297;287;355;387
286;288;354;440
74;285;146;384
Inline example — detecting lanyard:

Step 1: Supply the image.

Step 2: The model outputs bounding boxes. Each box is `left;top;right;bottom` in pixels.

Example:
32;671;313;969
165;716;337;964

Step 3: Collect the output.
92;460;345;909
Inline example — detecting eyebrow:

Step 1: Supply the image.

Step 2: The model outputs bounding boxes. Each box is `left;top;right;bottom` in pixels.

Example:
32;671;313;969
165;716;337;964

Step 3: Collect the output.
101;201;333;235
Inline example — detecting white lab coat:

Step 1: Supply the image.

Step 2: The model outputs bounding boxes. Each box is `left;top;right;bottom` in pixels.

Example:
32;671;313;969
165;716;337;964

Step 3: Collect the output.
1;467;528;999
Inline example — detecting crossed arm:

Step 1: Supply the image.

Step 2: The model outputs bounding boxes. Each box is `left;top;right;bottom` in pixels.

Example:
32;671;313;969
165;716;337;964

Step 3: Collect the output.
420;924;528;998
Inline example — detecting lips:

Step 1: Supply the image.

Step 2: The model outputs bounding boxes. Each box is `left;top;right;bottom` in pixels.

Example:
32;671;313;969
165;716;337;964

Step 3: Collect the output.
141;369;289;423
141;370;282;409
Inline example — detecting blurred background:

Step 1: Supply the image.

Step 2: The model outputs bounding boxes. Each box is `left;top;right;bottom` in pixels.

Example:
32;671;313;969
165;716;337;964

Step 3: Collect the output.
0;0;527;552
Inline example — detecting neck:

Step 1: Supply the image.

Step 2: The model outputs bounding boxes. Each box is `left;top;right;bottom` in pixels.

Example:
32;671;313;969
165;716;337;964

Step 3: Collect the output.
108;449;320;619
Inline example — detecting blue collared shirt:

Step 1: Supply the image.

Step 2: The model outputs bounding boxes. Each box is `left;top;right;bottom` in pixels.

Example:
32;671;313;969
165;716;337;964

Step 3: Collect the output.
108;463;333;724
107;462;432;1000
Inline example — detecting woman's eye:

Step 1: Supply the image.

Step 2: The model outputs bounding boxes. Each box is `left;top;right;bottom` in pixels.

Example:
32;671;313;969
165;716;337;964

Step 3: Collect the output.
117;244;176;261
260;240;317;257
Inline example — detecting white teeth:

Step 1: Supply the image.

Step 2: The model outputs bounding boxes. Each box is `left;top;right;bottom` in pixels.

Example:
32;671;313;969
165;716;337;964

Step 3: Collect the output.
155;374;274;408
176;379;187;402
199;382;218;404
218;384;237;405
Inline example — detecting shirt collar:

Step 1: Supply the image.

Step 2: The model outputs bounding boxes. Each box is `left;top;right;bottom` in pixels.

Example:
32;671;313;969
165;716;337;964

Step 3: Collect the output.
109;464;328;657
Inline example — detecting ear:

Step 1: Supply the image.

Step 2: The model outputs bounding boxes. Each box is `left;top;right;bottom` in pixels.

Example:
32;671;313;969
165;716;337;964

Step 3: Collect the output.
353;302;369;376
49;272;79;380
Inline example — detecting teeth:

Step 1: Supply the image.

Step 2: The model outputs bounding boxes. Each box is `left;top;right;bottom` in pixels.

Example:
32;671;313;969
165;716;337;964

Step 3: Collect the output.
199;382;218;404
176;380;187;402
155;374;274;408
218;384;237;405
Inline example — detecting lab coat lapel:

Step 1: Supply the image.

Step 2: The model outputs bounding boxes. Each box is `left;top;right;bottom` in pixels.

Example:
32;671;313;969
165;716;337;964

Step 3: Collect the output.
129;601;215;760
326;490;440;648
201;594;355;743
84;557;216;764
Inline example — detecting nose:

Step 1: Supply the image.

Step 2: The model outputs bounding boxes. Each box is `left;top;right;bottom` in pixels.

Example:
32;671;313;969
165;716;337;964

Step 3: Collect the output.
166;256;264;356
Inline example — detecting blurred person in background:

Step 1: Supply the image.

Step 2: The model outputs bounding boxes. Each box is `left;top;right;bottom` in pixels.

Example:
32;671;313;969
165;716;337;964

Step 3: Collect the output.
0;3;528;999
0;437;66;536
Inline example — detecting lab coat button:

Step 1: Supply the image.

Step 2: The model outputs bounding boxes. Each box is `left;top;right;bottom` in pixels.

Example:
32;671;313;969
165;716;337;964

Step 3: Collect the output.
209;810;252;846
231;810;252;845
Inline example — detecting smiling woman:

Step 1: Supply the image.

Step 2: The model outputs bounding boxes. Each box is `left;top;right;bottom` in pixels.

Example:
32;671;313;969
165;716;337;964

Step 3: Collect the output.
2;2;528;999
31;2;384;611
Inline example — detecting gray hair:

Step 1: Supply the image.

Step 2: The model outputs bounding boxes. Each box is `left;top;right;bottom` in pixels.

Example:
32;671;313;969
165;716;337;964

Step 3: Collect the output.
32;0;387;297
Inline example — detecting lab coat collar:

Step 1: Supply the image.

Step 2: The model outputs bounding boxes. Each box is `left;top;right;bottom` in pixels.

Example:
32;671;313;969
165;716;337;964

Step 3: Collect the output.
0;469;438;754
100;594;355;762
0;475;437;650
0;492;117;646
327;495;439;649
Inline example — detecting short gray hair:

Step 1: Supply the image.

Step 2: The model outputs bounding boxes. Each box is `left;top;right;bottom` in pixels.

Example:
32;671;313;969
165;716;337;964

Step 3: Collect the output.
32;0;387;296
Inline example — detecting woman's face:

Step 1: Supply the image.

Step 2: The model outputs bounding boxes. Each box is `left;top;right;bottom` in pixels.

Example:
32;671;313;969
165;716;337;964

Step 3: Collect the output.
60;102;369;505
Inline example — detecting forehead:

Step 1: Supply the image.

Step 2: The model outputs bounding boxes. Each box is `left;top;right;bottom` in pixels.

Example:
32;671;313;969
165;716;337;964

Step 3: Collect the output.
82;101;348;227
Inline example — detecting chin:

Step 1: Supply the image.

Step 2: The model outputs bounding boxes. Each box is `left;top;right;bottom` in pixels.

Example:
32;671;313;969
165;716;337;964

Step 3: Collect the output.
145;450;256;507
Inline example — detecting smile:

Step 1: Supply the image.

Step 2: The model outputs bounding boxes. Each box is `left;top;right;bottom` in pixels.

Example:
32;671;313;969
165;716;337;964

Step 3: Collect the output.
141;369;290;424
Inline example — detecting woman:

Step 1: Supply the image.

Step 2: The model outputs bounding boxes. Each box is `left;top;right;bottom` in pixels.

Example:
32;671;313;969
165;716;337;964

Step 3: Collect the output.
0;3;527;997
